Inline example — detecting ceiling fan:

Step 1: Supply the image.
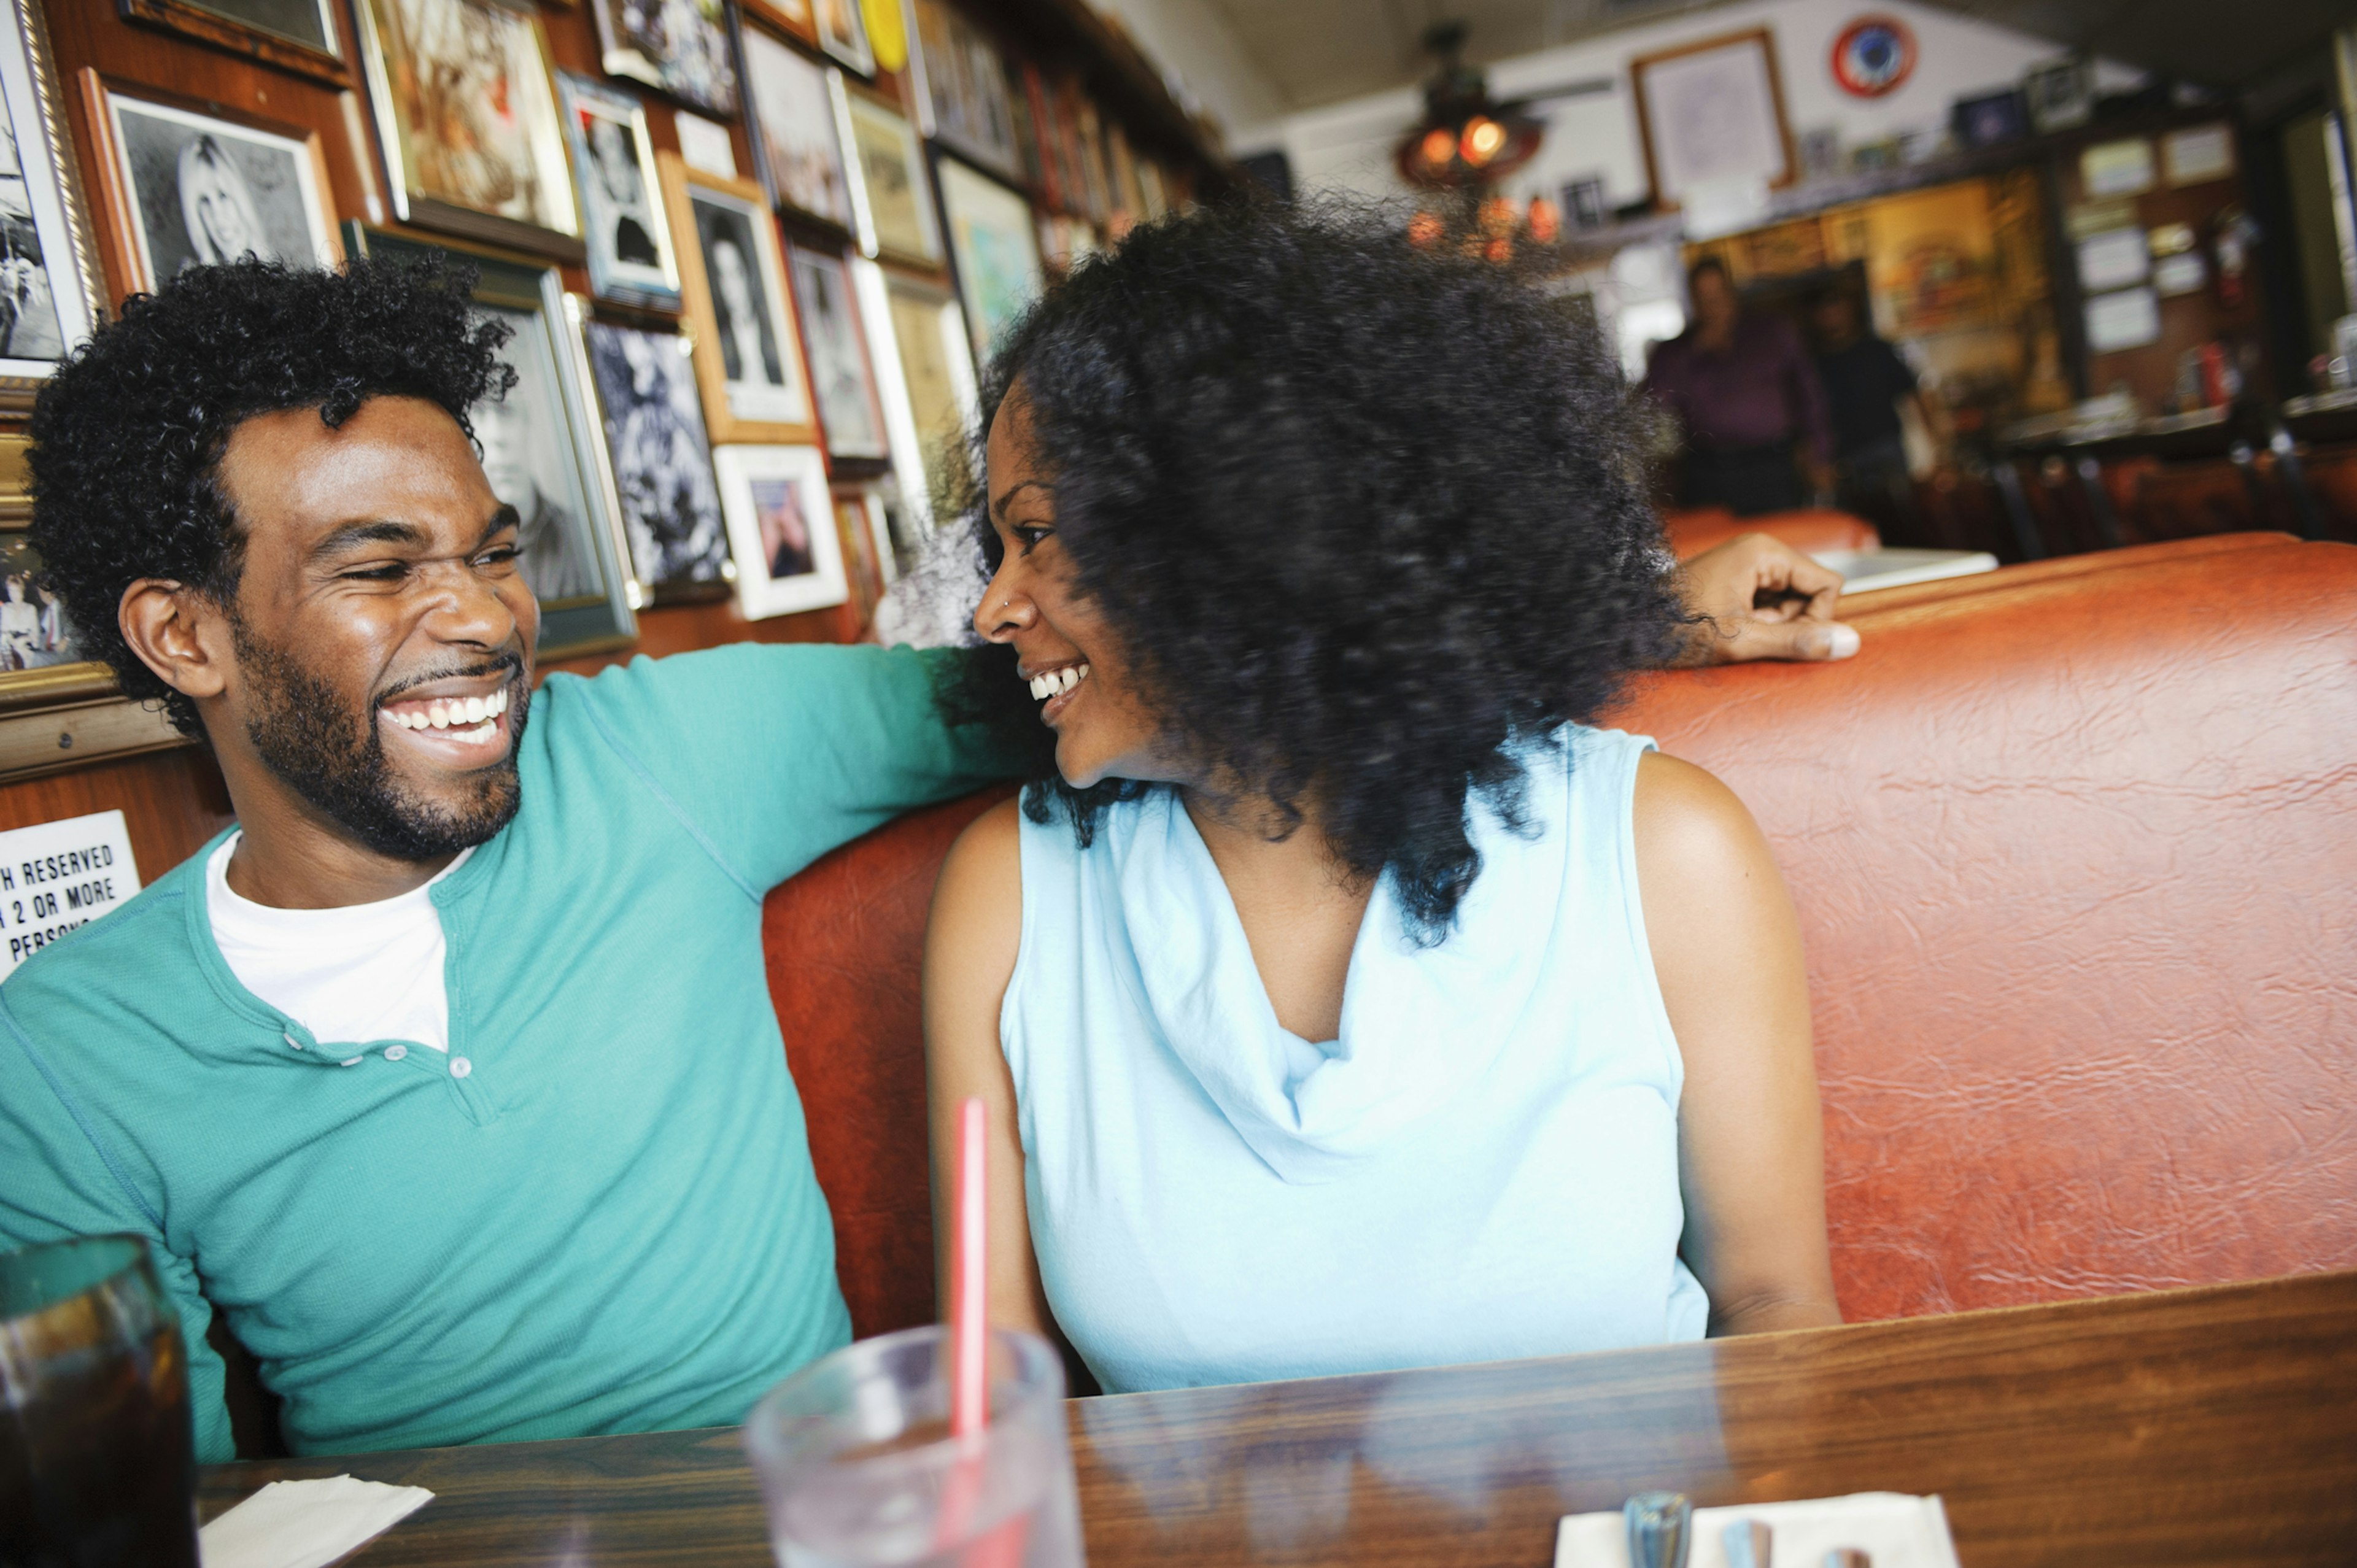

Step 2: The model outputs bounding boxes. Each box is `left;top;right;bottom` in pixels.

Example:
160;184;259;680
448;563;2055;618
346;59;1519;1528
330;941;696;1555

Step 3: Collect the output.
1394;21;1616;191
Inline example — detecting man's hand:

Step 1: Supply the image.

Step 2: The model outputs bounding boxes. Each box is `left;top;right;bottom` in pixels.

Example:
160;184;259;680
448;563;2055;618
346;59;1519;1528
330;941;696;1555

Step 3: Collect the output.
1671;532;1861;666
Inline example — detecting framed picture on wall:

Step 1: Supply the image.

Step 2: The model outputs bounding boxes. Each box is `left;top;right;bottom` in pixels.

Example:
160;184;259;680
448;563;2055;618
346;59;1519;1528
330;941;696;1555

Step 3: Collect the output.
883;276;975;510
813;0;873;77
1629;27;1795;209
935;154;1042;364
714;444;846;619
832;481;892;627
910;0;1021;180
582;320;733;601
590;0;738;117
842;91;941;266
0;1;104;409
115;0;349;87
786;241;887;459
657;153;820;446
77;76;342;294
352;0;579;255
741;0;818;48
555;72;679;311
741;25;853;231
351;225;640;658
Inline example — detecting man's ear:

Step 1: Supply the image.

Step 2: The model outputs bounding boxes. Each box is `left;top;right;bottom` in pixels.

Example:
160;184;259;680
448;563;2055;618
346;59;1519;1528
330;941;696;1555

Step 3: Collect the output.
118;579;233;706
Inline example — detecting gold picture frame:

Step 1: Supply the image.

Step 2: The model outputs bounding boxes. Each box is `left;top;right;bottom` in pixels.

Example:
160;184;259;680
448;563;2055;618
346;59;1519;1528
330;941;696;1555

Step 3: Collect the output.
657;153;822;447
0;0;107;412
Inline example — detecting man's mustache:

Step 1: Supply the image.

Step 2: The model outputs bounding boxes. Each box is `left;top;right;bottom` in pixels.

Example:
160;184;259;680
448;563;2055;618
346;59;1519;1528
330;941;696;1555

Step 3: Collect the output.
373;651;527;706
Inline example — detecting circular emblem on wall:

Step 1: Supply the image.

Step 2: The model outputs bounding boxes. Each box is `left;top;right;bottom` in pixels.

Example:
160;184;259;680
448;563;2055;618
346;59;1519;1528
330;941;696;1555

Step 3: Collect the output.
1831;17;1916;98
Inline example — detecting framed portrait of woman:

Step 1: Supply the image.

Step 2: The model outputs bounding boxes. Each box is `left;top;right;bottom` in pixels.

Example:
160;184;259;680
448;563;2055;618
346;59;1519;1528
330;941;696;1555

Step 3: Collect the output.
352;0;579;256
740;23;852;231
786;241;887;461
582;320;732;601
555;72;679;312
75;74;341;296
0;1;104;410
590;0;737;118
842;91;941;267
348;224;640;659
713;444;845;619
657;152;819;447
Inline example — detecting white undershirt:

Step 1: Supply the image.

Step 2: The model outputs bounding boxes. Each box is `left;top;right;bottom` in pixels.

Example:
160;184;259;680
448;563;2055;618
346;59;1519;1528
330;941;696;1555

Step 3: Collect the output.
204;832;472;1054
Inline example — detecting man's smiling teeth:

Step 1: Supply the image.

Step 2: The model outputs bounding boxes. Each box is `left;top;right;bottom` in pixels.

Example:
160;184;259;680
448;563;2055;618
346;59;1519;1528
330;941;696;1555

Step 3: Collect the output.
384;687;509;735
1026;665;1089;701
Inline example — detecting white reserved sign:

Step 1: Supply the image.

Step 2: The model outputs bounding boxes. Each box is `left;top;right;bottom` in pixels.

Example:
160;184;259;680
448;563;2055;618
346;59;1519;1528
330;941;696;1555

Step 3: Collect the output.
0;809;141;977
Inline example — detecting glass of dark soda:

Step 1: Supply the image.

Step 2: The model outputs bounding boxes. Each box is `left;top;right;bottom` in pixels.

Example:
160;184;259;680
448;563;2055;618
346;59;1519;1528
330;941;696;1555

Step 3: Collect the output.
1;1235;199;1567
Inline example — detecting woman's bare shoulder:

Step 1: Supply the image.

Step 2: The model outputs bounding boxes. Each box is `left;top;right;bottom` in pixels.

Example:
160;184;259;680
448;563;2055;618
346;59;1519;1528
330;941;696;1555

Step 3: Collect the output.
925;795;1026;1012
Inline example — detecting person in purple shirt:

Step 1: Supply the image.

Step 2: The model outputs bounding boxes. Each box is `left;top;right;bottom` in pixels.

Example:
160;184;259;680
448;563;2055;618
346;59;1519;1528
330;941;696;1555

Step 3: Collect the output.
1643;258;1834;516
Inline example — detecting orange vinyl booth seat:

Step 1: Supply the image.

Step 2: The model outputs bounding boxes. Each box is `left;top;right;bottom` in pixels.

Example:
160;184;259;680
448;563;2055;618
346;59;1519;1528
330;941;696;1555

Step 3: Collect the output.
763;533;2357;1338
1659;506;1880;562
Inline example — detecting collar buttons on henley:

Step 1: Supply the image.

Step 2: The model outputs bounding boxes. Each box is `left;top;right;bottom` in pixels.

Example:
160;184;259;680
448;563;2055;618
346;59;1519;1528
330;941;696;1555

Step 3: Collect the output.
384;1045;408;1062
282;1032;304;1052
449;1056;472;1079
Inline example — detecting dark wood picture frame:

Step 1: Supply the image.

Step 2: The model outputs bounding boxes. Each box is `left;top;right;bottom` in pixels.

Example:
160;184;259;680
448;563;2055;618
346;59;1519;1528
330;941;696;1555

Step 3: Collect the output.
115;0;352;89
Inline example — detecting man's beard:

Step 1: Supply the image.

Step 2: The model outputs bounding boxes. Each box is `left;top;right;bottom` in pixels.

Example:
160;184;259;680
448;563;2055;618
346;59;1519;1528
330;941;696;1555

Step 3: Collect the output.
230;616;530;861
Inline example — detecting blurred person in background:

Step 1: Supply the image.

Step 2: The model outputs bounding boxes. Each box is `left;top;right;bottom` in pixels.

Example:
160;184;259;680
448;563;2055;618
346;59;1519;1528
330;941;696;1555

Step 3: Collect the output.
1644;257;1833;516
1809;284;1944;530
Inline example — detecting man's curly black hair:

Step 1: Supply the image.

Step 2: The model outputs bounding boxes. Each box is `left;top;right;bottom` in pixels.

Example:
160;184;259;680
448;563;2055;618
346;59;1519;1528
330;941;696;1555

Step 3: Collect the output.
28;256;514;736
951;200;1684;939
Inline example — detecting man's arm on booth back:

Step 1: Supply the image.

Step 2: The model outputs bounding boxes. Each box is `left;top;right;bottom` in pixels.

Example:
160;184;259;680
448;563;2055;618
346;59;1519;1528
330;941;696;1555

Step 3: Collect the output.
562;642;1018;897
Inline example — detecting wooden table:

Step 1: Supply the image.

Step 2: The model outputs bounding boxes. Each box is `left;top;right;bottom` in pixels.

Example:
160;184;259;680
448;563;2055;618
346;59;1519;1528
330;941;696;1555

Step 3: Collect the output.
199;1269;2357;1567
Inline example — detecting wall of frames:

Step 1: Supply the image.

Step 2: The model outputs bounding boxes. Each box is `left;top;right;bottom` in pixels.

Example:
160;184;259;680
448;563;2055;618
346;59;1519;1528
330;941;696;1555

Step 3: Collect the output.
0;0;1223;789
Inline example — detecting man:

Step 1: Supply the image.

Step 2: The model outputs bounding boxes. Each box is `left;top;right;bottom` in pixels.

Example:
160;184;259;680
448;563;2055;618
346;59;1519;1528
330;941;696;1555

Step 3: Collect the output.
1644;258;1835;516
1809;286;1945;530
0;258;1852;1466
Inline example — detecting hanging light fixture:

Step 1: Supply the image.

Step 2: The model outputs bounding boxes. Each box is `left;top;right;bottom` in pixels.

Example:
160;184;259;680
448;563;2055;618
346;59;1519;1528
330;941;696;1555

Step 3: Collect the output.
1394;23;1544;190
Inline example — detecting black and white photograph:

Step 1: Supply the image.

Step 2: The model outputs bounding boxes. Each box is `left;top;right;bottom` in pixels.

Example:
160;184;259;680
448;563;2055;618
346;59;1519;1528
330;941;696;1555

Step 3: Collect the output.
355;228;640;655
788;243;888;460
741;26;852;229
98;91;339;291
557;71;679;309
585;320;733;597
0;533;75;672
713;444;846;619
659;154;819;446
592;0;738;117
0;0;98;393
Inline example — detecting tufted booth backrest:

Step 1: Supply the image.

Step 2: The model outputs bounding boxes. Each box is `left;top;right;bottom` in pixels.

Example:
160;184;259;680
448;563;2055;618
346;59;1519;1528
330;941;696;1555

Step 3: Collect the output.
762;534;2357;1337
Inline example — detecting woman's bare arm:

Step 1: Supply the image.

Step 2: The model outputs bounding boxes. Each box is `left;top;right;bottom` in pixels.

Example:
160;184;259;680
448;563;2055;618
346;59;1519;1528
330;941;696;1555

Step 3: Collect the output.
1633;751;1842;1335
921;797;1055;1337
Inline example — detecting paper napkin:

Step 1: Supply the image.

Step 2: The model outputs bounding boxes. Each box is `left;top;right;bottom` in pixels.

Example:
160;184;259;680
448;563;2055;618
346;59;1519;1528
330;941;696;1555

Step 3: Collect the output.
1555;1491;1959;1568
200;1474;435;1568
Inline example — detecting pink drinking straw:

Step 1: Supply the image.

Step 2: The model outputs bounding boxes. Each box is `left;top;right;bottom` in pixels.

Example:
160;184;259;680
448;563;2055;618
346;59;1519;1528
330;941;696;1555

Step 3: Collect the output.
950;1095;989;1439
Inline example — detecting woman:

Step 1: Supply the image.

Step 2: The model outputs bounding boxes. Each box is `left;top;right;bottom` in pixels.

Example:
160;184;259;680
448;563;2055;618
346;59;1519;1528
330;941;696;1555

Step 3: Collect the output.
924;205;1840;1396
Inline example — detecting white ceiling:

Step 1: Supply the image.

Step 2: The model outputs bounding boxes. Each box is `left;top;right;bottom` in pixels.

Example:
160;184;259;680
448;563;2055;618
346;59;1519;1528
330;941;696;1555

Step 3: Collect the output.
1201;0;2351;114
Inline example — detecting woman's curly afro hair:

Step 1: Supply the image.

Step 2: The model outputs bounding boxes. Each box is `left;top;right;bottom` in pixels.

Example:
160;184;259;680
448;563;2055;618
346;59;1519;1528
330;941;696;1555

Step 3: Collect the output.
956;199;1684;939
28;255;514;735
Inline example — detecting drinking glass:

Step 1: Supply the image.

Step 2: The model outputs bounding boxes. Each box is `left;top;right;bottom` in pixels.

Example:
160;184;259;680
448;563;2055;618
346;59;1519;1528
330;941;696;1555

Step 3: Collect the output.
0;1235;200;1567
745;1324;1086;1568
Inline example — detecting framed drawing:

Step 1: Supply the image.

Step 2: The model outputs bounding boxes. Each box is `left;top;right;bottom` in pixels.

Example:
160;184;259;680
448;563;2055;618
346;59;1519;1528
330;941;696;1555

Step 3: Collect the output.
583;320;732;601
590;0;737;118
350;225;639;659
741;24;852;230
0;1;104;411
813;0;872;77
116;0;349;87
1630;28;1794;210
352;0;579;257
884;275;973;499
786;241;886;460
713;444;845;619
659;153;819;446
77;76;341;294
935;153;1041;364
556;72;679;311
842;90;940;266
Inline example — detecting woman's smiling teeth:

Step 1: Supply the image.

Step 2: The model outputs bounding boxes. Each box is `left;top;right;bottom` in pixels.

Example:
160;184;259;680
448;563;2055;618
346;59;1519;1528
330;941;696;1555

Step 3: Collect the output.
1027;665;1089;701
382;686;509;743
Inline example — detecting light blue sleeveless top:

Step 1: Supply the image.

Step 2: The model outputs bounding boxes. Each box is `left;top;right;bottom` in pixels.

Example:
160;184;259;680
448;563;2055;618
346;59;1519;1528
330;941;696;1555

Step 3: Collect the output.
1002;725;1709;1394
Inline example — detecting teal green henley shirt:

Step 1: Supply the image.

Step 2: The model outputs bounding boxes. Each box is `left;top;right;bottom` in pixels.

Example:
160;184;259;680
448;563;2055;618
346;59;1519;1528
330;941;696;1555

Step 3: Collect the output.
0;644;1008;1462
